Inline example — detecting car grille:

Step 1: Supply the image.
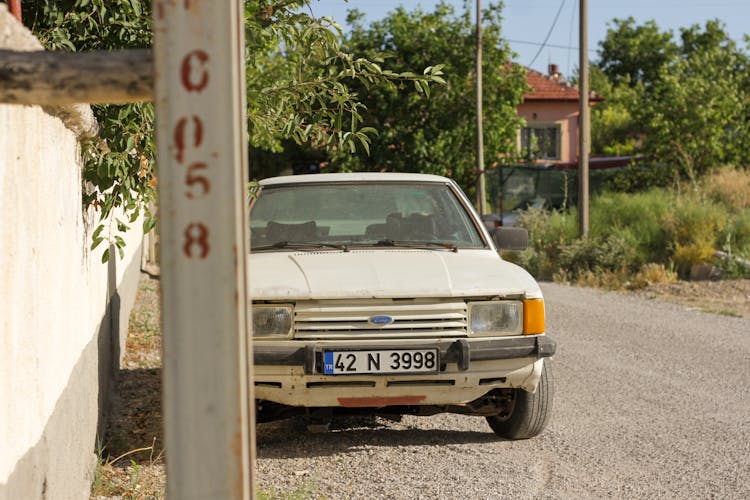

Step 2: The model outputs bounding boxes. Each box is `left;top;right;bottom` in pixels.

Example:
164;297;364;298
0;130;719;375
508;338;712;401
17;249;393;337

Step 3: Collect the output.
294;299;468;339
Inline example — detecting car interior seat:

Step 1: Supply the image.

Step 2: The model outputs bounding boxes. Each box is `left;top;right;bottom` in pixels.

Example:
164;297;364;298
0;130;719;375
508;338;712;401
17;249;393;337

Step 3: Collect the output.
265;220;317;243
365;212;403;241
399;213;436;240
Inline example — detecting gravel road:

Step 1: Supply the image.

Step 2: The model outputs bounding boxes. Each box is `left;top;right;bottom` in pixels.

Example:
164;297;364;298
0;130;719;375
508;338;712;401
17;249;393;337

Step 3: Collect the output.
255;283;750;498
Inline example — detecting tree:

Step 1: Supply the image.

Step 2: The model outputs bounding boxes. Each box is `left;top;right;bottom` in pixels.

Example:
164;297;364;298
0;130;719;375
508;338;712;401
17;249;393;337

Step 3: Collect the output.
639;34;750;186
333;2;528;197
597;17;677;89
588;66;640;156
24;0;442;259
594;18;750;185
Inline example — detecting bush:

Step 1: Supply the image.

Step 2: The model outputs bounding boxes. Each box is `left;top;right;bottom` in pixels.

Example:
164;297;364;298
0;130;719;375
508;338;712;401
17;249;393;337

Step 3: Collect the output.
505;175;748;284
662;196;727;277
603;163;676;193
715;208;750;278
589;190;672;265
508;208;577;279
721;209;750;253
713;250;750;279
558;234;635;276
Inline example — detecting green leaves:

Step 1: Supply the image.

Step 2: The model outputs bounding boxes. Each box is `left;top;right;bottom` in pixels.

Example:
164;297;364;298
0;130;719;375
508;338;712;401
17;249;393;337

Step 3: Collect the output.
129;0;142;17
598;17;678;88
91;224;105;251
595;19;750;185
24;0;152;51
26;0;155;263
244;1;444;159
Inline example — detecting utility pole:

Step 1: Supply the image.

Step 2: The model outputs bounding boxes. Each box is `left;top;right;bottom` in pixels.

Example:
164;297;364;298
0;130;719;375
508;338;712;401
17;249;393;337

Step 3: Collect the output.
153;1;253;498
475;0;486;216
578;0;590;238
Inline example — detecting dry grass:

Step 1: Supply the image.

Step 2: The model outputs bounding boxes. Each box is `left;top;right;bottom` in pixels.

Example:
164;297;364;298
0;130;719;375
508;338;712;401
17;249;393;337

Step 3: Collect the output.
703;168;750;213
627;263;679;290
122;277;162;370
553;268;630;290
558;263;677;291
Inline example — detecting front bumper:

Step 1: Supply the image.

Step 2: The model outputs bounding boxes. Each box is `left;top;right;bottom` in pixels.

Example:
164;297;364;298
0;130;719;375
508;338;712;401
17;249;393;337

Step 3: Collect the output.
252;335;556;407
254;334;556;373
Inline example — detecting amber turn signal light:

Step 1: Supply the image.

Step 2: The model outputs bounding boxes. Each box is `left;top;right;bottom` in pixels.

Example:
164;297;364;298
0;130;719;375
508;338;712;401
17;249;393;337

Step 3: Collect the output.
523;299;545;334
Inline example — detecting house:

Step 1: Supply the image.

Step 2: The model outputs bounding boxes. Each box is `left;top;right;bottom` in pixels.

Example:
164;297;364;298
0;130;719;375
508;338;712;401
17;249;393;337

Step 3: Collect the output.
487;65;631;216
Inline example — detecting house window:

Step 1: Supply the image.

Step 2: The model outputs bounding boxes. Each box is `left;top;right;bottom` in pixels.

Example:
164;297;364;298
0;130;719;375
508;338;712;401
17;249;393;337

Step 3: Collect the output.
521;125;561;160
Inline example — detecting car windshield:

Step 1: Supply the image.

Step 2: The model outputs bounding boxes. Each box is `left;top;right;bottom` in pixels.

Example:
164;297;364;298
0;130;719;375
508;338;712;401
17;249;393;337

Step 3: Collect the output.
250;182;486;250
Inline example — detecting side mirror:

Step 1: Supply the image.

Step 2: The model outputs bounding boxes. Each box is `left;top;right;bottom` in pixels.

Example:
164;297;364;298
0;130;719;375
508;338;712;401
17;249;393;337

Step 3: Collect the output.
492;227;528;251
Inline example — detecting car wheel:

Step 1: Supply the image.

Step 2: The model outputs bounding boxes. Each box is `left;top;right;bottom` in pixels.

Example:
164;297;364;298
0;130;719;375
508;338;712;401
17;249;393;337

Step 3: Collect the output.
485;358;554;439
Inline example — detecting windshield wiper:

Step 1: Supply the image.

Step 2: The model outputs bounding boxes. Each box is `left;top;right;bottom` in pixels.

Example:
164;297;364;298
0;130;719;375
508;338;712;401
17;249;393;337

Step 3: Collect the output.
252;241;349;252
373;239;458;252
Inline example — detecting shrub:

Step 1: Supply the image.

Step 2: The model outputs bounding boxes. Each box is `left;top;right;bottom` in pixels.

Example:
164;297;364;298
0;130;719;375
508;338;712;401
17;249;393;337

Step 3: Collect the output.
732;209;750;252
713;250;750;279
589;190;672;265
661;196;727;276
505;179;745;284
603;163;676;193
715;208;750;278
558;234;636;276
509;208;577;279
671;244;716;277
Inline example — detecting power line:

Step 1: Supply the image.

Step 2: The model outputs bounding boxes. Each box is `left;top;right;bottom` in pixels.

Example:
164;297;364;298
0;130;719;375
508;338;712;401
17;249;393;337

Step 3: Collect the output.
507;38;595;52
527;0;567;67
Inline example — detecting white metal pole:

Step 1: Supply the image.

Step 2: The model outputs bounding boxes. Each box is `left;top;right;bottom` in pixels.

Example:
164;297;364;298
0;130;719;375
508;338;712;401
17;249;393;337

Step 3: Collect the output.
152;1;252;498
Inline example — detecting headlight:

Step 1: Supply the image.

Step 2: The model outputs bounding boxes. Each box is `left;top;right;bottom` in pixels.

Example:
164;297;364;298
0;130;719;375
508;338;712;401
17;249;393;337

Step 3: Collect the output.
468;301;523;336
252;305;293;338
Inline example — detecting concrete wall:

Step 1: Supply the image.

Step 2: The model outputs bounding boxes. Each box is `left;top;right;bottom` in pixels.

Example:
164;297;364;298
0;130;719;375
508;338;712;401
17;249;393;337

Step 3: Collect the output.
0;5;144;498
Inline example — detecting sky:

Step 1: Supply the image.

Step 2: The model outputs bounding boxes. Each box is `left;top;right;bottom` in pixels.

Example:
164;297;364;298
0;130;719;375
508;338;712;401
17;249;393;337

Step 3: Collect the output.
307;0;750;78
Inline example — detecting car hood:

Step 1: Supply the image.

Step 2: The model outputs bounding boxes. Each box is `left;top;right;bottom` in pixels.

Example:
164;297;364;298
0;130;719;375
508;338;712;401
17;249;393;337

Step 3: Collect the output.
249;249;541;300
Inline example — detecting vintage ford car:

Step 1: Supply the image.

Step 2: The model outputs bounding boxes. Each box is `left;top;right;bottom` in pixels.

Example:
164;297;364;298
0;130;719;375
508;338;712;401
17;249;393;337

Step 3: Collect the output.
249;173;555;439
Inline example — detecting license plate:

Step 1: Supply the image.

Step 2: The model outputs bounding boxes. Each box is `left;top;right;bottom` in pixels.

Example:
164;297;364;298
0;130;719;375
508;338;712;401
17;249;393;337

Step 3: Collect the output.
323;349;439;375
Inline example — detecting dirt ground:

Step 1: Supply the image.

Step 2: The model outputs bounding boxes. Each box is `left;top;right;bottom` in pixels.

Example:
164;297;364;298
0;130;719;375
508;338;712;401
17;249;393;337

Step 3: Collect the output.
632;278;750;318
92;276;164;499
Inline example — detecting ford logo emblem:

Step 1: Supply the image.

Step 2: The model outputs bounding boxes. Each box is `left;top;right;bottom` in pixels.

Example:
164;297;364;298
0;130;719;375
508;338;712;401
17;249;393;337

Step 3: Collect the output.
368;315;395;326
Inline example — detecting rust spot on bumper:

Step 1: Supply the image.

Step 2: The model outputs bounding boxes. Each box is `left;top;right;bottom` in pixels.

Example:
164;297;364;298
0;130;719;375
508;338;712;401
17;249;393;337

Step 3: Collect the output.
337;396;426;408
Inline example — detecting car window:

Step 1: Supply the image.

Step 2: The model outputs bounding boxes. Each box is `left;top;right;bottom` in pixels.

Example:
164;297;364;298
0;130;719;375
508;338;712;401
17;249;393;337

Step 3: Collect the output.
250;182;486;249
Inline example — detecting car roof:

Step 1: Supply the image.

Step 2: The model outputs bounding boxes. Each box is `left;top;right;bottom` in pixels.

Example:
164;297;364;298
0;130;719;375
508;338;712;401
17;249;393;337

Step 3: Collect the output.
259;172;453;186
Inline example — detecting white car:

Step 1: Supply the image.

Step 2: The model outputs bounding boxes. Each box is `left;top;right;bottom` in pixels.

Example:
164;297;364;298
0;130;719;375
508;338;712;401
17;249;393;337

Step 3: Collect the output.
249;173;555;439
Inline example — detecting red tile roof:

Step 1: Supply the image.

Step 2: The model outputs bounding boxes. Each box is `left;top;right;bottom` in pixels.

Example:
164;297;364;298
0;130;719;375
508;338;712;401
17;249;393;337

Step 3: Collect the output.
523;68;602;102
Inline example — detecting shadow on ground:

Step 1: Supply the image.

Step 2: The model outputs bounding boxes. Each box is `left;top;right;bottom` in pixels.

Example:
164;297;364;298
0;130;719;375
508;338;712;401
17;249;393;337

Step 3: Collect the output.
256;415;501;460
104;367;164;463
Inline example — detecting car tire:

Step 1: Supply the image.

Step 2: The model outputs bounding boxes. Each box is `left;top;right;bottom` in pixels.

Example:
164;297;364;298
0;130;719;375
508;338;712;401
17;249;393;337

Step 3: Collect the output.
485;358;554;439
